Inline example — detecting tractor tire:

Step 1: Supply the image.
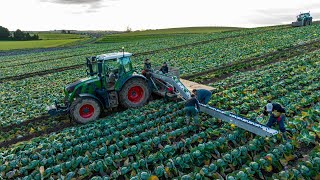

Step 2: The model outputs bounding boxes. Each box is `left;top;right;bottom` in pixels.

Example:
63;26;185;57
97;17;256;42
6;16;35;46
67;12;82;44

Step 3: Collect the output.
70;97;101;124
119;78;150;108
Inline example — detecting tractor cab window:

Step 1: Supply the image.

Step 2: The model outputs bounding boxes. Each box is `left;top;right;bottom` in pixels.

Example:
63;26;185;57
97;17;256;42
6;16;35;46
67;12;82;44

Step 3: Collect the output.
117;57;132;73
106;60;119;73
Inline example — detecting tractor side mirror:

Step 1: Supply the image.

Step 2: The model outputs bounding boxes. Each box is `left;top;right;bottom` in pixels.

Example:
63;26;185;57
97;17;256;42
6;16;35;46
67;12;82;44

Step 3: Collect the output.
86;57;90;66
86;57;94;76
97;61;103;78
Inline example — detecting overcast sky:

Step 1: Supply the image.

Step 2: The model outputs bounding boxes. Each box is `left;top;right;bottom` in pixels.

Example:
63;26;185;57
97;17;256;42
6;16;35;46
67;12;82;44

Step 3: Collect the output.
1;0;320;31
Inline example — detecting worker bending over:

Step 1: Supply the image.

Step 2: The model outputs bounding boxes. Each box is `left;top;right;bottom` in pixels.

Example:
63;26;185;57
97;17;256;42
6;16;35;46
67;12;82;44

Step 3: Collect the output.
184;94;200;125
192;89;212;105
260;102;287;141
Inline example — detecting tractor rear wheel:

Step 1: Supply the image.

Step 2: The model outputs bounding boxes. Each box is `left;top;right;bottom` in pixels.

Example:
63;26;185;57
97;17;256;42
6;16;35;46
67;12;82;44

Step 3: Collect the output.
119;78;150;108
70;97;101;124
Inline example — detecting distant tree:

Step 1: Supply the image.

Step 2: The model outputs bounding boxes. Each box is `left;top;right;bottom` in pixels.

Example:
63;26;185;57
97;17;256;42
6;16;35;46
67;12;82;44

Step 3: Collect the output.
0;26;10;40
13;29;25;40
25;32;31;40
32;34;39;40
61;30;67;34
126;26;132;32
67;30;71;34
12;29;39;40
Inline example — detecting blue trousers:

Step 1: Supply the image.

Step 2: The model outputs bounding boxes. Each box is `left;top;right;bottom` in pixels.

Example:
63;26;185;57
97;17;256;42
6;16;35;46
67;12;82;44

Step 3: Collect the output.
184;106;199;124
199;95;211;105
266;115;286;133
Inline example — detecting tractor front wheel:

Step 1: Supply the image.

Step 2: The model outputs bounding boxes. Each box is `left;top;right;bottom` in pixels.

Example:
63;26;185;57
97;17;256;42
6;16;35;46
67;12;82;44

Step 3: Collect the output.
70;97;101;124
119;78;150;108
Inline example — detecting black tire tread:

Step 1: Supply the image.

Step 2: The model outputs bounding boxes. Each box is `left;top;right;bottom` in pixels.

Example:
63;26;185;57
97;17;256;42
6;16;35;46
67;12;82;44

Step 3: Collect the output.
119;78;150;108
70;97;101;124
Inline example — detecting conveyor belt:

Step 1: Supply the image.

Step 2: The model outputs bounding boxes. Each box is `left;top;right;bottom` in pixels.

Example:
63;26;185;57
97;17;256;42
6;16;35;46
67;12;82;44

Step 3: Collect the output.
151;72;279;137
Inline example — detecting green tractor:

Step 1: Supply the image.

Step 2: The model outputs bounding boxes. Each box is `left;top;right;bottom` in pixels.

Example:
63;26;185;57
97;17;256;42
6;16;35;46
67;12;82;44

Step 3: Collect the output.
48;52;151;123
292;12;312;27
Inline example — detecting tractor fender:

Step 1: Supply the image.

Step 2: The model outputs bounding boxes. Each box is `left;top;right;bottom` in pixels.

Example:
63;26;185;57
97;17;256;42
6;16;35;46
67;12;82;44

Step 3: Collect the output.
115;74;148;91
78;93;105;108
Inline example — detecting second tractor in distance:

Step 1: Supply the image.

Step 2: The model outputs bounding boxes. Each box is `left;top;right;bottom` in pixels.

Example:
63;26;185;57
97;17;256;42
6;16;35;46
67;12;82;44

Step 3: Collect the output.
292;12;312;27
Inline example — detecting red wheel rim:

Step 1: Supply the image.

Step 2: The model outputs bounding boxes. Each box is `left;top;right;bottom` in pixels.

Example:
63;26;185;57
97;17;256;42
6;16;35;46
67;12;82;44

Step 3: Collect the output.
128;86;144;103
79;104;94;118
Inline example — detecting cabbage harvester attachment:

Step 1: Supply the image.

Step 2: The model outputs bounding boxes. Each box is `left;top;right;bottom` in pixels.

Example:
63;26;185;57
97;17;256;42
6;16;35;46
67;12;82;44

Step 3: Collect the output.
47;50;279;137
150;72;279;137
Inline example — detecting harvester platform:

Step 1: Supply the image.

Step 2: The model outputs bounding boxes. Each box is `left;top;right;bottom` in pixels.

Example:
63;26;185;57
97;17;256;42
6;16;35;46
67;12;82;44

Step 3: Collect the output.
180;78;215;92
151;71;279;137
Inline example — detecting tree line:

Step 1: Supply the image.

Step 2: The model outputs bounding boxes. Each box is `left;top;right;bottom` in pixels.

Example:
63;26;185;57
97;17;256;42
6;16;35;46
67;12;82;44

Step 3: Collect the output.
0;26;39;41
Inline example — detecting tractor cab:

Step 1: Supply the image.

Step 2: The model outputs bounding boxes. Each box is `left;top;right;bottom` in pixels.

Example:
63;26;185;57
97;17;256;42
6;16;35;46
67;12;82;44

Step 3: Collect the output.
297;13;309;20
86;52;134;89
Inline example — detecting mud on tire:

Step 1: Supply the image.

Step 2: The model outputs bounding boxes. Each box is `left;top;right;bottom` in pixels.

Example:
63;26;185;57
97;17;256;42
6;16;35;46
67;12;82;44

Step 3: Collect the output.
119;78;150;108
70;97;101;124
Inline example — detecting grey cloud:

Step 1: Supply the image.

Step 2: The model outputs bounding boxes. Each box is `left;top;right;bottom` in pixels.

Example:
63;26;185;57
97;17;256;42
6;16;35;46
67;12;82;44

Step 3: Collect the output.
41;0;117;13
43;0;102;4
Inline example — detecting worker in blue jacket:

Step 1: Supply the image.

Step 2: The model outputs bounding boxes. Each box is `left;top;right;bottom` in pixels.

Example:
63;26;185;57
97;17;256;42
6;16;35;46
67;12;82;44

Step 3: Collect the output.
260;102;287;141
192;89;212;105
184;94;200;125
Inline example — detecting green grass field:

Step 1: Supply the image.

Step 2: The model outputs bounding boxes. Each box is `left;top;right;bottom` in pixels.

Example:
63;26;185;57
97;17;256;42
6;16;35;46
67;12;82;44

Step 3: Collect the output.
38;33;87;40
0;27;240;50
98;26;242;43
0;39;85;51
0;32;89;51
128;26;242;34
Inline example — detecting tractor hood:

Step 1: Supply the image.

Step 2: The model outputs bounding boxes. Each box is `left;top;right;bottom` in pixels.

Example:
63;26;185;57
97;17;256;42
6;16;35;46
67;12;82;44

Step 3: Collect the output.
65;77;90;93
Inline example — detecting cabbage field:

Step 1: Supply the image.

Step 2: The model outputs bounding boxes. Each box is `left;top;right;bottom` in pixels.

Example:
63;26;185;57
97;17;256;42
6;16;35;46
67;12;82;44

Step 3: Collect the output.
0;24;320;180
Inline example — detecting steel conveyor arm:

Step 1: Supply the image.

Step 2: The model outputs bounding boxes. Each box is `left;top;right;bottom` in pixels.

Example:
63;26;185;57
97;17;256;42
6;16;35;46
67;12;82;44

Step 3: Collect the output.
199;105;278;137
151;72;279;137
151;72;191;100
